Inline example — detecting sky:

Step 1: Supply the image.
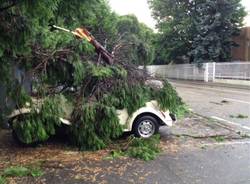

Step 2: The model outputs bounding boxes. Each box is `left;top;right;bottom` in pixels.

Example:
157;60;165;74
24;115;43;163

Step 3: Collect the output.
109;0;250;29
241;0;250;26
108;0;156;29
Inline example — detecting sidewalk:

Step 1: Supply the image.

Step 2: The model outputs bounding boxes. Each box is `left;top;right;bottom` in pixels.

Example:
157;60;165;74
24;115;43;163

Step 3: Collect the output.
168;79;250;90
161;113;249;140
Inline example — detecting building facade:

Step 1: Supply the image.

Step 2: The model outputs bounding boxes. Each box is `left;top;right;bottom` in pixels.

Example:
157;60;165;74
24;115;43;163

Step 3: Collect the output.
232;27;250;61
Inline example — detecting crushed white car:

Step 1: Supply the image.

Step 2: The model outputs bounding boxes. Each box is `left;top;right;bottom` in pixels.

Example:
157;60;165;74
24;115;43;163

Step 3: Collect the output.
8;80;176;139
116;100;175;138
8;100;176;139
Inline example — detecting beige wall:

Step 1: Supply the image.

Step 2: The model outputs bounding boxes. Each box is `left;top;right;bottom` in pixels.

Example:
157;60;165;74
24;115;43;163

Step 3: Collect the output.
232;27;250;61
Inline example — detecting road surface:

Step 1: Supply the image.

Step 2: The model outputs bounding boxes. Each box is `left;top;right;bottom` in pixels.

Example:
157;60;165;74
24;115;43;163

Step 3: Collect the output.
136;142;250;184
170;80;250;129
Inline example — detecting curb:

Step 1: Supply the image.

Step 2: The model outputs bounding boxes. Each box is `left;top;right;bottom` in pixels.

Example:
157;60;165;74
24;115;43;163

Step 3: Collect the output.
168;79;250;90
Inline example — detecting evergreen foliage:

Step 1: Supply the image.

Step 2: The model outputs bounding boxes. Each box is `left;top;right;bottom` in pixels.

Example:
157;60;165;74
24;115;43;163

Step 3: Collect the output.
99;80;183;116
126;134;161;161
149;0;246;64
3;166;30;177
190;0;246;64
12;95;64;144
3;165;43;178
104;83;151;115
0;176;5;184
69;65;182;150
70;103;122;150
1;0;183;151
115;15;155;65
153;81;183;113
0;1;155;118
105;135;161;161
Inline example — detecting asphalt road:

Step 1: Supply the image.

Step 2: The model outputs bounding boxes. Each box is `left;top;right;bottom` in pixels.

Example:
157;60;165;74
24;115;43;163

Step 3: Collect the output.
37;138;250;184
141;141;250;184
170;80;250;129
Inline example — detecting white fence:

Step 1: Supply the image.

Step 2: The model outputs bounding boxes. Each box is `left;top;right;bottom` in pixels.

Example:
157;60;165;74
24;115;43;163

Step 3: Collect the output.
215;62;250;80
145;62;250;82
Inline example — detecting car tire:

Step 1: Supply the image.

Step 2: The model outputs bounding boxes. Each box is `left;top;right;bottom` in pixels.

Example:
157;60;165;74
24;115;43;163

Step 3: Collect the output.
133;115;159;138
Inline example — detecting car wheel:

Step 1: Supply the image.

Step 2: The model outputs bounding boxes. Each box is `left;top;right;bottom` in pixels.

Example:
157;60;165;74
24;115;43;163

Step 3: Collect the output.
133;115;159;138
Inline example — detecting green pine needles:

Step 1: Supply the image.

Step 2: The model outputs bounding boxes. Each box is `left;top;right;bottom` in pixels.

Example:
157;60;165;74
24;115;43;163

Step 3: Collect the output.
126;134;161;161
0;0;185;153
70;103;123;150
11;72;184;150
12;95;64;144
153;81;183;113
69;79;183;150
102;81;183;115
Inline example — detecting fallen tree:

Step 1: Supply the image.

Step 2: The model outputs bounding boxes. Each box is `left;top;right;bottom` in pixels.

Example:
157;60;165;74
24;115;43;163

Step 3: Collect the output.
1;1;184;151
11;59;184;150
10;26;184;150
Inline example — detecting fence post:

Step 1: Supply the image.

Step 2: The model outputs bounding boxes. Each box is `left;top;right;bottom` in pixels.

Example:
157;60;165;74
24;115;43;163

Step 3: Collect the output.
204;63;209;82
212;62;216;82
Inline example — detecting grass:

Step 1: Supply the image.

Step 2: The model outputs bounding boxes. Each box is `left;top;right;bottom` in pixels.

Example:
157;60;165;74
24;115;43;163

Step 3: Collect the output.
230;114;248;119
213;136;225;142
2;166;43;178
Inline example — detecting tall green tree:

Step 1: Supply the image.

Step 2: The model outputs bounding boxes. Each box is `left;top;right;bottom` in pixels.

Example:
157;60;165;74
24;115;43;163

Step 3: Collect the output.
148;0;246;64
190;0;246;64
149;0;195;64
115;15;155;65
